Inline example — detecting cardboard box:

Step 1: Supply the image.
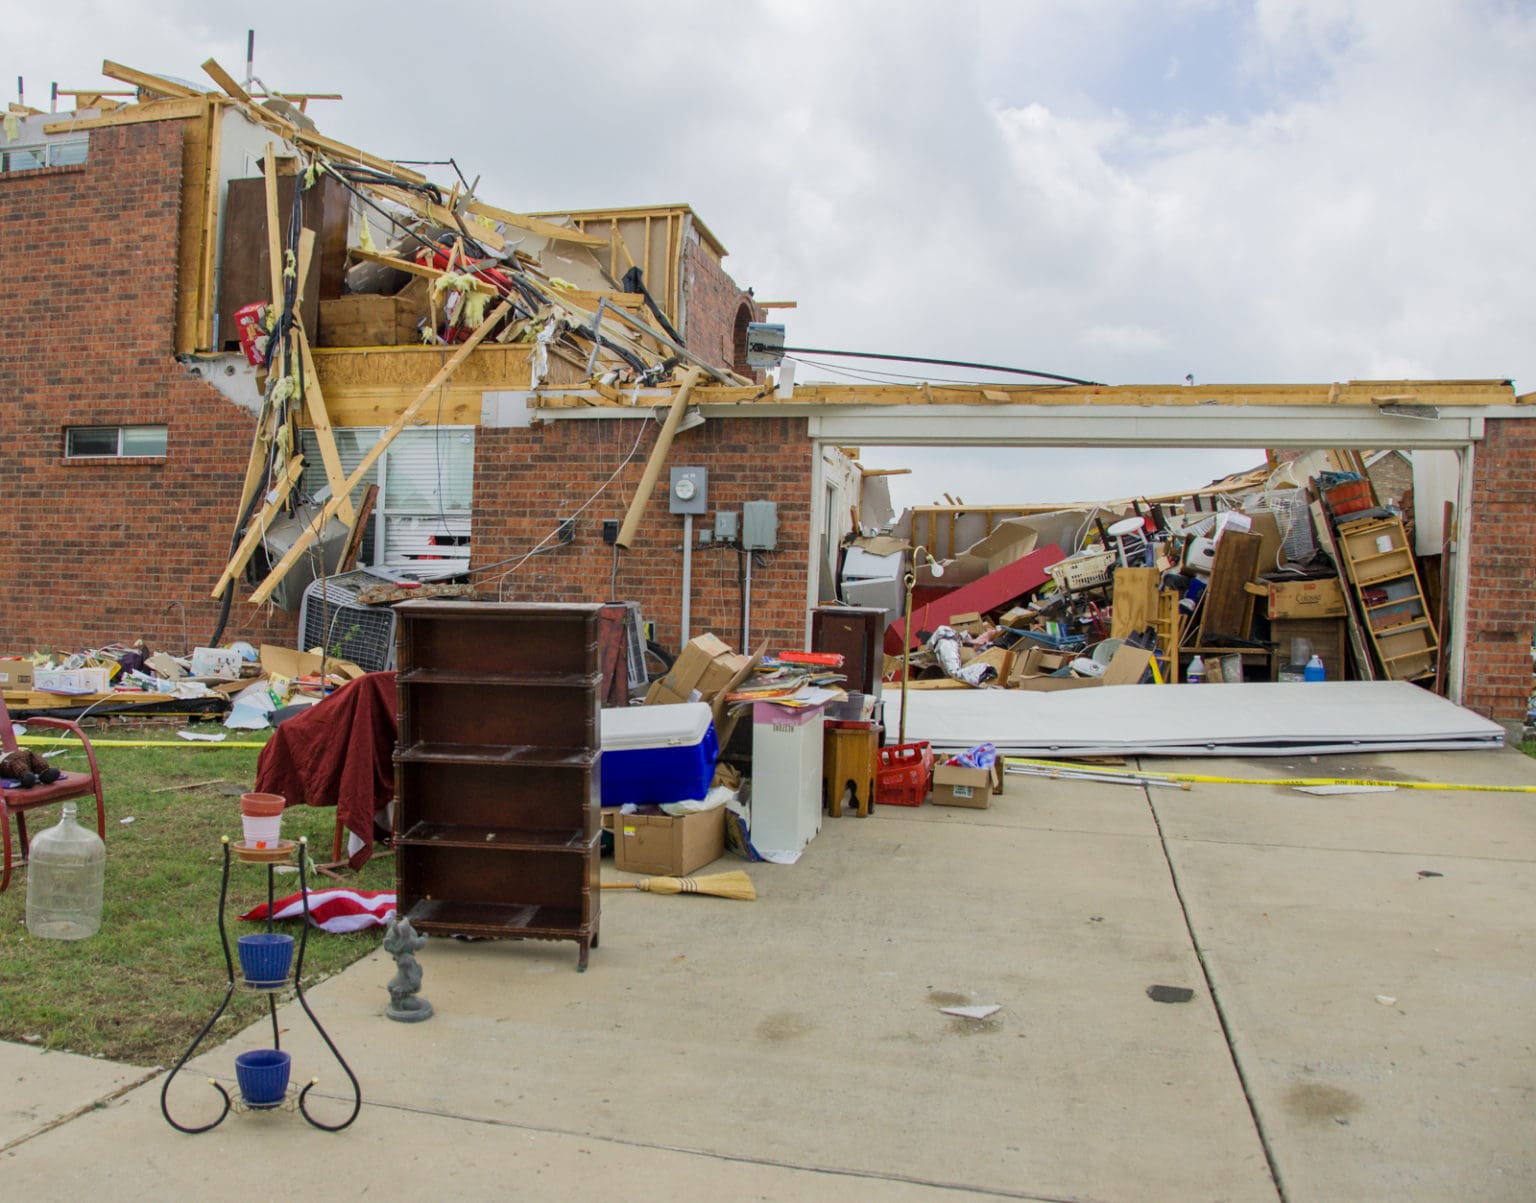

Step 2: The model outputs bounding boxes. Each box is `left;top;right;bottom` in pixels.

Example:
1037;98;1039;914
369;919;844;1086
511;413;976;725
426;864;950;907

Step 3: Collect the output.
668;633;734;695
948;611;986;637
930;760;1003;808
34;667;111;694
644;679;691;706
0;658;35;691
190;646;242;680
613;807;725;876
1267;578;1347;619
696;652;750;698
1008;644;1153;691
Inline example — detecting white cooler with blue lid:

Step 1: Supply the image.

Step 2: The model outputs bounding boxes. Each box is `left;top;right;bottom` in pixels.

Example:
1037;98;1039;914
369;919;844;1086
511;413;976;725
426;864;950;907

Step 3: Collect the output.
600;702;719;808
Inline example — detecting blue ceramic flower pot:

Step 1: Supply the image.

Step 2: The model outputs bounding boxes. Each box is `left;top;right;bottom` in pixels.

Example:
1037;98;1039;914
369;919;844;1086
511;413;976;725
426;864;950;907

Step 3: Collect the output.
234;1048;291;1108
237;933;294;987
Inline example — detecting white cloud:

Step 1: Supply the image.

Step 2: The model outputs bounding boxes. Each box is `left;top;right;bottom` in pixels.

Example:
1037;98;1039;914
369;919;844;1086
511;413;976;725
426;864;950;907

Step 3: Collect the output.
13;1;1534;507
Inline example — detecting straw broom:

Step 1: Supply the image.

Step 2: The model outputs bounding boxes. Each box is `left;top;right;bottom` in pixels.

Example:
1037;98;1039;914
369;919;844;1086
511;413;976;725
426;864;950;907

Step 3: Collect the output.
601;870;756;901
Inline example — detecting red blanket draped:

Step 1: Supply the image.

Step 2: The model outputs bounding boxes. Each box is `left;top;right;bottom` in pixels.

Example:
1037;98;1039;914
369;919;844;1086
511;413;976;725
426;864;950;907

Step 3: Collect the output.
254;672;397;868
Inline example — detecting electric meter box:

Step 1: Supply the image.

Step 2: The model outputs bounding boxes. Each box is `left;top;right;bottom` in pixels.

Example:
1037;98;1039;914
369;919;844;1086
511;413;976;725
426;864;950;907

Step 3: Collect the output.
669;466;708;515
743;500;778;551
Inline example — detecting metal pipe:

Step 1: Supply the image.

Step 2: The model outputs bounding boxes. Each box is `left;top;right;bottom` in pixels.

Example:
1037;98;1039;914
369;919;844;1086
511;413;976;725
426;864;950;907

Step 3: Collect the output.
743;549;753;649
681;513;693;644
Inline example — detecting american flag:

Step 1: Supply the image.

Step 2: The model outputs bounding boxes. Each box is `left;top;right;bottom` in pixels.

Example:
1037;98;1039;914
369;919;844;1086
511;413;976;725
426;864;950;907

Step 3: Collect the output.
240;889;397;933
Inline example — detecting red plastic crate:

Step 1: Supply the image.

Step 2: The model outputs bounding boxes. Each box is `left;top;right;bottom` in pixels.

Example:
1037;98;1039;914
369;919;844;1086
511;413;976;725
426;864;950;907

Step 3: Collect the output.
876;741;933;807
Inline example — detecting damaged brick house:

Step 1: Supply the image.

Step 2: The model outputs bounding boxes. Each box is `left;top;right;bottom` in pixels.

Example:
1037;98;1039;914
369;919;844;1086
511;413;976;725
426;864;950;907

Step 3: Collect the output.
0;61;824;668
2;59;1534;731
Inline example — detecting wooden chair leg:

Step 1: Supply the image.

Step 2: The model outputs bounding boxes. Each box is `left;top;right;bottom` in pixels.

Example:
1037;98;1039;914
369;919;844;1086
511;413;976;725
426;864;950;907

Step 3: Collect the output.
1;804;12;894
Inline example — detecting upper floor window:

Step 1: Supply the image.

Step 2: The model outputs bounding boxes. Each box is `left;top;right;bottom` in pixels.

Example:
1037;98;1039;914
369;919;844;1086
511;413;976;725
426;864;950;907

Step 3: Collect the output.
65;425;168;458
2;139;88;173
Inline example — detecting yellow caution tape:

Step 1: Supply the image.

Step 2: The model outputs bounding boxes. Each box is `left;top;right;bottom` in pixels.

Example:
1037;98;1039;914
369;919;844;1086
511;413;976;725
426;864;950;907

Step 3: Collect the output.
1004;757;1536;794
16;736;268;749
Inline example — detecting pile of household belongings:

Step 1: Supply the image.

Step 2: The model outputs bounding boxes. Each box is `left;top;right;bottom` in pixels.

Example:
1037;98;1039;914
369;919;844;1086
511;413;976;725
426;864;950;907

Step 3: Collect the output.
840;451;1413;689
0;642;363;727
641;634;855;746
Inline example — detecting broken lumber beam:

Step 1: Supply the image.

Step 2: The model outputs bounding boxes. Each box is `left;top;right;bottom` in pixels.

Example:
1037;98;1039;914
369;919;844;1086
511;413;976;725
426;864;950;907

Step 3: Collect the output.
615;367;704;550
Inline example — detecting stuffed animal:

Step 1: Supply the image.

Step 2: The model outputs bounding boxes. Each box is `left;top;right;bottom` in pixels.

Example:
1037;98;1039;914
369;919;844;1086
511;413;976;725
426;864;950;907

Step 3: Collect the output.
1;748;61;789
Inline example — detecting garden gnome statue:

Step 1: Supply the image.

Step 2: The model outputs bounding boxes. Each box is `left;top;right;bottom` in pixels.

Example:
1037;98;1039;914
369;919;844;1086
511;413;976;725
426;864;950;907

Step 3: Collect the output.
383;915;433;1022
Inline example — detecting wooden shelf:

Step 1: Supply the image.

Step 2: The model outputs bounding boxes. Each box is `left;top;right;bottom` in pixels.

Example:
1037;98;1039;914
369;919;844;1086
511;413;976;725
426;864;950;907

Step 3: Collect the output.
393;601;602;970
1334;514;1439;683
405;897;587;938
396;741;597;768
396;822;593;851
396;667;602;688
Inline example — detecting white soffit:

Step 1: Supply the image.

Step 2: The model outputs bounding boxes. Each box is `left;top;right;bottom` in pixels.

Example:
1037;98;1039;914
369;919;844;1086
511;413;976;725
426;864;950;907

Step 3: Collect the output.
806;406;1489;450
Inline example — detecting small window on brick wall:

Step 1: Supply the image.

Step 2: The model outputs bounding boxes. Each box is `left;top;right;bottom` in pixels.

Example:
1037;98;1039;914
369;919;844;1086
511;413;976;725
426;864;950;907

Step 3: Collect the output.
1;139;88;173
64;424;168;459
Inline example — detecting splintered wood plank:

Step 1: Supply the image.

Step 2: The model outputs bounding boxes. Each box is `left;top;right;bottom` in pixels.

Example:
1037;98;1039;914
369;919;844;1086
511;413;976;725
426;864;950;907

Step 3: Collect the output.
370;184;507;253
100;60;202;98
200;57;254;105
460;199;608;247
248;300;513;606
295;325;356;527
211;456;306;599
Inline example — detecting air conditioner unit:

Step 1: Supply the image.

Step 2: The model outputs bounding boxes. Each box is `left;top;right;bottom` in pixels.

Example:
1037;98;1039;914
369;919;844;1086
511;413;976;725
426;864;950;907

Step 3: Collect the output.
297;571;400;673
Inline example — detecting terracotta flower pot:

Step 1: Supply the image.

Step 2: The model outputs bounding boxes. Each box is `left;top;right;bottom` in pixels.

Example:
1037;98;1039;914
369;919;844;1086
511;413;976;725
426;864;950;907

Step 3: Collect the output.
240;792;286;817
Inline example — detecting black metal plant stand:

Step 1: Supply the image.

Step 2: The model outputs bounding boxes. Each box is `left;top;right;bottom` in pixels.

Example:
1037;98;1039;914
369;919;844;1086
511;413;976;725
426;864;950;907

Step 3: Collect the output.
160;836;362;1133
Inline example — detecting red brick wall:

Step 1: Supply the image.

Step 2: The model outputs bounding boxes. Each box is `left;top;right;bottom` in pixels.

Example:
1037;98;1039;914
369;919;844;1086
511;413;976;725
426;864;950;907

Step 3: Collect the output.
1463;417;1536;730
682;238;762;380
0;121;295;657
470;416;812;657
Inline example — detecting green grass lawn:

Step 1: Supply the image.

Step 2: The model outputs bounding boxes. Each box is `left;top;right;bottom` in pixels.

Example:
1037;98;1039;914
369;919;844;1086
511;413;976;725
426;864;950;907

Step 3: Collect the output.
0;735;394;1066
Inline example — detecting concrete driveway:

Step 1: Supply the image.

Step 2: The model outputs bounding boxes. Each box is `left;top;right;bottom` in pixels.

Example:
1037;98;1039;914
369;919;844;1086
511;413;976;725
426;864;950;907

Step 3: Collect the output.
3;746;1532;1201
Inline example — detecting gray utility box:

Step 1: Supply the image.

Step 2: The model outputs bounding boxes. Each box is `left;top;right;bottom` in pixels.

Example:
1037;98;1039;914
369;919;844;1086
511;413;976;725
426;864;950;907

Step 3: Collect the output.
669;466;708;515
743;500;778;551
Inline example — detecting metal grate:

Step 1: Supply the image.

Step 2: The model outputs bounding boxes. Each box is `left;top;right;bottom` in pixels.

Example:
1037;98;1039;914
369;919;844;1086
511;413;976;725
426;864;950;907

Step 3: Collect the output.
618;602;647;692
297;571;399;673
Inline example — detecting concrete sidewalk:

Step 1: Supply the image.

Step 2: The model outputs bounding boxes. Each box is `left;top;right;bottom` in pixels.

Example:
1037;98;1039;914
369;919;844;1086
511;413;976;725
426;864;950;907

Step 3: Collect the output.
2;746;1532;1201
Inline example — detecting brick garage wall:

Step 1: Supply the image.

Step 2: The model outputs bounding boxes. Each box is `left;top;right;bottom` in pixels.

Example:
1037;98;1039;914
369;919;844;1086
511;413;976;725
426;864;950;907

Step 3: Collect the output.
471;416;812;656
0;121;296;657
682;238;762;380
1462;417;1536;730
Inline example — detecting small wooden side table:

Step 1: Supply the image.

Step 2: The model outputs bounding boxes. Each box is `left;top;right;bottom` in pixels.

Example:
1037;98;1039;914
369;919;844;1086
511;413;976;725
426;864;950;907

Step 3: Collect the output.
823;720;879;817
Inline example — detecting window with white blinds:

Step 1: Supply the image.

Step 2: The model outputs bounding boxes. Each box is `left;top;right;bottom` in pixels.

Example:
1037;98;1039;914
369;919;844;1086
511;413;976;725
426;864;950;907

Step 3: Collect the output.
299;427;475;574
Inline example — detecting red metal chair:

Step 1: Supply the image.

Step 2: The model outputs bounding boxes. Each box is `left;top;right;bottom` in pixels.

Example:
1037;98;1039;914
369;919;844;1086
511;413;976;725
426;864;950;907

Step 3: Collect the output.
1;695;106;893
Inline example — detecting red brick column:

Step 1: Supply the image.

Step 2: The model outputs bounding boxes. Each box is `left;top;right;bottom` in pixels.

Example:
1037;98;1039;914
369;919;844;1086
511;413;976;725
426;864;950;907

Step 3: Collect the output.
1462;417;1536;732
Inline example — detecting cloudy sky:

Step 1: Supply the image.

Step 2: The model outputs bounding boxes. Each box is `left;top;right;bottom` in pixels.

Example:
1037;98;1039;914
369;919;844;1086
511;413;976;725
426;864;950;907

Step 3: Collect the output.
14;1;1535;510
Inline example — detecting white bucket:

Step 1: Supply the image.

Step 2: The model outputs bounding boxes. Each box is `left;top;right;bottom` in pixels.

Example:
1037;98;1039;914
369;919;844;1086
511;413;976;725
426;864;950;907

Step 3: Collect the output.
241;813;283;848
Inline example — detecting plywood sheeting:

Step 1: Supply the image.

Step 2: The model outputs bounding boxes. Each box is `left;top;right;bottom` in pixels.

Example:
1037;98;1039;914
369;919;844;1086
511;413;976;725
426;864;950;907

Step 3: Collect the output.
889;681;1507;758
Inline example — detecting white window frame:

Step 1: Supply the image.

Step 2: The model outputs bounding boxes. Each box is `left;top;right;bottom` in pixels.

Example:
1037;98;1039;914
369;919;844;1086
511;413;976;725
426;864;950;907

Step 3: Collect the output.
64;424;168;459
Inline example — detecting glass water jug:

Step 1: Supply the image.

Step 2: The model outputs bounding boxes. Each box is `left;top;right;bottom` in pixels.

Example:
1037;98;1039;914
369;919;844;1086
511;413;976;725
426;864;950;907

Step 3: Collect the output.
25;801;106;940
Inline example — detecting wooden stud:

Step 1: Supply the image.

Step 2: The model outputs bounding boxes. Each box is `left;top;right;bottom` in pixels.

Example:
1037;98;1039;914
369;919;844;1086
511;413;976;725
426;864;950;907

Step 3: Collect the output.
196;98;223;350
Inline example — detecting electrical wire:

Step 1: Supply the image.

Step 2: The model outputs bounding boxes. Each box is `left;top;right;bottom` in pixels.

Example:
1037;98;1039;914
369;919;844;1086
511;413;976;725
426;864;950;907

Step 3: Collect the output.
759;344;1103;387
782;353;1075;390
485;407;655;597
